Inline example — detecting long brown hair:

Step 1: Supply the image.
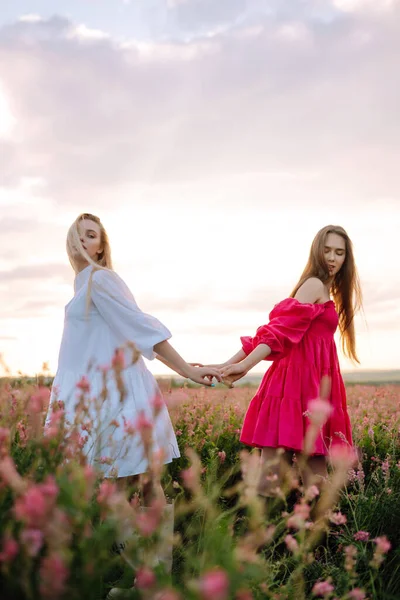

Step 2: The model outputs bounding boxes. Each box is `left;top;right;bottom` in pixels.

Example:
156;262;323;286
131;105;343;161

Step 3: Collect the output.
290;225;363;363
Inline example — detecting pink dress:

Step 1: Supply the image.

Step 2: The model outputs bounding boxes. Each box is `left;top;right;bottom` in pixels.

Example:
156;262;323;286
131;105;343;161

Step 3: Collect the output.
240;298;353;456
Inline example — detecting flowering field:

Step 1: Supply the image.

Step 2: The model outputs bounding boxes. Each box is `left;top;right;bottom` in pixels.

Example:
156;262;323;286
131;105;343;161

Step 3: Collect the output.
0;376;399;600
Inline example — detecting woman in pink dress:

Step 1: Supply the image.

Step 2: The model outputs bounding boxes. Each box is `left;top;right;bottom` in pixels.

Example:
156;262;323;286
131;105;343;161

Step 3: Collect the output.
220;225;363;494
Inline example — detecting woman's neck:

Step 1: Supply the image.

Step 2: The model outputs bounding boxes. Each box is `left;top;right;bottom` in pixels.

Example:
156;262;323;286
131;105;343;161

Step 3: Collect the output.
75;260;89;274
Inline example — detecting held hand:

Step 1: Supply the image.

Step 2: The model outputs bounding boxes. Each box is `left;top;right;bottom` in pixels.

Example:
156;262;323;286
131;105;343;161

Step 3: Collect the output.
187;366;222;387
188;363;217;385
220;362;248;388
172;363;203;379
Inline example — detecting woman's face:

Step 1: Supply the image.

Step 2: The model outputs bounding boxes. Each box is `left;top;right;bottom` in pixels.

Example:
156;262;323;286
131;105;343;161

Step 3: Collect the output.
324;232;346;277
76;219;103;262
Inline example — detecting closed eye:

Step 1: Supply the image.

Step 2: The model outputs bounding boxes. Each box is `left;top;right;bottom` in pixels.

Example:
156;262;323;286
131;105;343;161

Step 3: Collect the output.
324;247;345;255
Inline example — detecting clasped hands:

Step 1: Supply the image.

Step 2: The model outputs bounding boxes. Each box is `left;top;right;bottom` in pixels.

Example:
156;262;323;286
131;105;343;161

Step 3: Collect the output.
187;361;248;388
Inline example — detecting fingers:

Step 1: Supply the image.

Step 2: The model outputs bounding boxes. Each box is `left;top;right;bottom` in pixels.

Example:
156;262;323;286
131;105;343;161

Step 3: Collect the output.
201;368;222;382
198;375;217;387
189;362;204;367
191;373;233;388
220;365;234;377
221;377;234;389
210;369;222;382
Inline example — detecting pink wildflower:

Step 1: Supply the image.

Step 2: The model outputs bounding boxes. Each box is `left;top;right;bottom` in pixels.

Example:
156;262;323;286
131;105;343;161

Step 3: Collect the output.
17;421;28;448
284;534;299;553
0;456;26;493
381;460;389;474
97;480;117;504
112;348;125;370
287;503;310;529
152;394;164;416
135;412;153;446
44;408;65;439
348;589;366;600
329;511;347;525
0;536;19;563
218;451;226;464
329;445;357;468
39;554;69;599
374;536;391;553
312;580;334;596
181;466;199;492
307;398;333;426
305;484;320;501
14;486;48;527
123;417;136;435
76;376;90;393
40;475;59;502
21;528;44;557
165;390;189;409
135;566;156;589
371;536;391;568
0;427;10;446
30;386;51;412
135;499;164;536
354;531;370;542
198;568;229;600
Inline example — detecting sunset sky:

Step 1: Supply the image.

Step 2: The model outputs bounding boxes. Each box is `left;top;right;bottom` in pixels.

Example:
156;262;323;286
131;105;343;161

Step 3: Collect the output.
0;0;399;377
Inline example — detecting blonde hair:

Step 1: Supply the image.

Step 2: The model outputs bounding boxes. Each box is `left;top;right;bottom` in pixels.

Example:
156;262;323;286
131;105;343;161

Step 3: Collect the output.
290;225;363;364
67;213;113;315
66;213;113;273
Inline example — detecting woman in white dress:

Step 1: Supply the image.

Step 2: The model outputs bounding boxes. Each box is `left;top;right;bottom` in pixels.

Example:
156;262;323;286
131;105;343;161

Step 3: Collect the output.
47;212;221;498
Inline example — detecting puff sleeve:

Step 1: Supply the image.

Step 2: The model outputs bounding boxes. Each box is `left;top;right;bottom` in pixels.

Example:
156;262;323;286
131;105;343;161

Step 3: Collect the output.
91;269;171;360
240;298;328;361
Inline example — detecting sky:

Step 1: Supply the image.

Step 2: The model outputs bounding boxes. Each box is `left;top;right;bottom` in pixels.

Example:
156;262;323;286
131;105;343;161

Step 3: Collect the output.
0;0;399;377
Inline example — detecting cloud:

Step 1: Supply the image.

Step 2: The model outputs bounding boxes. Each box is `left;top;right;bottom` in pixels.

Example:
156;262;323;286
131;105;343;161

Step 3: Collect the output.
332;0;399;14
176;322;252;336
0;216;45;234
69;24;110;41
18;14;43;23
0;263;71;282
0;8;400;209
0;261;72;321
0;295;64;320
139;293;206;312
0;208;69;265
221;286;292;312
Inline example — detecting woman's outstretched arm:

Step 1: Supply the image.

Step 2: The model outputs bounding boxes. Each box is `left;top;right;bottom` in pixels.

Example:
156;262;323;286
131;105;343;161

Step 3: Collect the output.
154;340;221;386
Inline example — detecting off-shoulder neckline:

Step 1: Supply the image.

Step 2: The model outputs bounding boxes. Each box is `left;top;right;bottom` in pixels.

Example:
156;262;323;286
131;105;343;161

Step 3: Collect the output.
281;298;334;306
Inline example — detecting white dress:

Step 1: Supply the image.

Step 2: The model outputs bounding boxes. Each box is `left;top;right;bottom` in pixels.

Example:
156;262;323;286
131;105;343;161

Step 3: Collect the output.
47;265;180;478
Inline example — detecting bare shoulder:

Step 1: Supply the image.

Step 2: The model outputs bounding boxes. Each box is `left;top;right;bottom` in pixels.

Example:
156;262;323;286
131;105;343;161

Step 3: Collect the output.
294;277;325;304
